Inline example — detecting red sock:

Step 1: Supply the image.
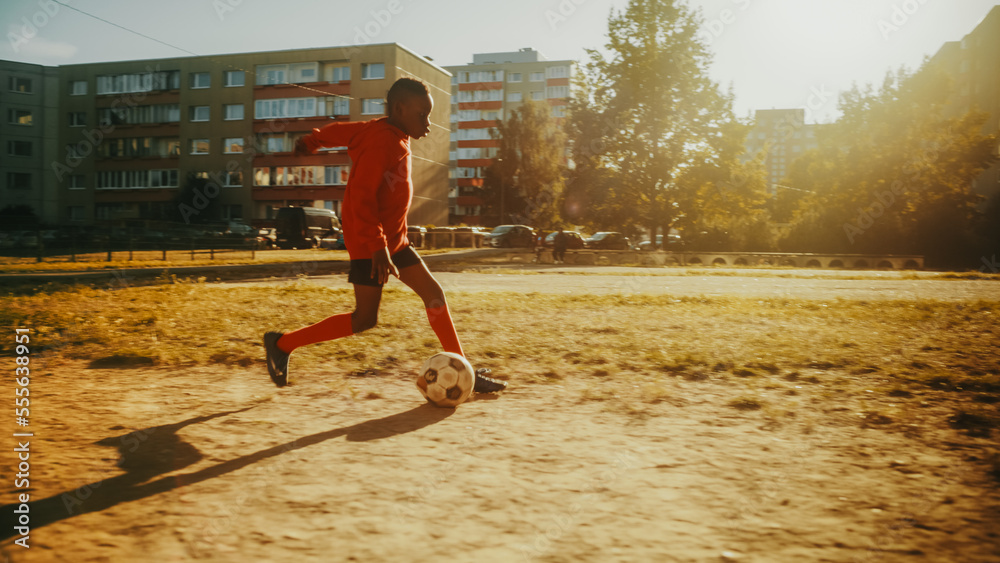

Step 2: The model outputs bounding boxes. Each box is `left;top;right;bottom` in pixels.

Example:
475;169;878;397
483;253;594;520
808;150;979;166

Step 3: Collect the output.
277;313;353;353
426;304;464;356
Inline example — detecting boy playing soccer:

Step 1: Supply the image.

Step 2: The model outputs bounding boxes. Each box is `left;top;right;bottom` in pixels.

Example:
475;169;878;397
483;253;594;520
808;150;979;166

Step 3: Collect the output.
263;77;505;393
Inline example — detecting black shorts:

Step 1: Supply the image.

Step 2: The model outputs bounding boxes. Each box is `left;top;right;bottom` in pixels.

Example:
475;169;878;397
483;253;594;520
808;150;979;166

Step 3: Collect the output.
347;245;423;286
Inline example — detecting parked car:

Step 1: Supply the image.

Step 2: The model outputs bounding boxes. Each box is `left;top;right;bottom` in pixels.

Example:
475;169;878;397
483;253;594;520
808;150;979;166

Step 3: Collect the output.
275;206;341;249
585;232;630;250
15;231;39;248
637;233;682;251
542;230;586;249
257;228;277;249
225;221;256;237
485;225;535;248
407;225;427;247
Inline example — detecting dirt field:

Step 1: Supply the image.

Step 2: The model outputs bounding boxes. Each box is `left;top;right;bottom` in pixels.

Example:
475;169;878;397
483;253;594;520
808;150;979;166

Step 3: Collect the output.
2;271;999;562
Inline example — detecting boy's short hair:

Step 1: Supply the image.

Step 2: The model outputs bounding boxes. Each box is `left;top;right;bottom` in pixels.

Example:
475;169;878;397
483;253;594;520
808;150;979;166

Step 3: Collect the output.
386;78;429;115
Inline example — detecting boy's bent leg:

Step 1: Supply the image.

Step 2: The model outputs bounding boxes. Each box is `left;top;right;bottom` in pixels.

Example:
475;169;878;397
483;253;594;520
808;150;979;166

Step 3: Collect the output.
398;260;463;356
398;261;506;393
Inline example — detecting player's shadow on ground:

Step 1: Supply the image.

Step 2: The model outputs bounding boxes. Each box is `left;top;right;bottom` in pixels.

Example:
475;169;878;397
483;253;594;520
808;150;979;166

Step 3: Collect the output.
0;402;452;540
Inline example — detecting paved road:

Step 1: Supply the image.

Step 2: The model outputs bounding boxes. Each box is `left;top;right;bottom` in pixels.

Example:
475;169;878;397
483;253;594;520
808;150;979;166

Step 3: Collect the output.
232;266;1000;302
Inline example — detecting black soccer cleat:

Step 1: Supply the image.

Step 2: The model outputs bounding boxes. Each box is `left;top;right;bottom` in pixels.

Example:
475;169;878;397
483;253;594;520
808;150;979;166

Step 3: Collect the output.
473;367;507;393
263;331;290;387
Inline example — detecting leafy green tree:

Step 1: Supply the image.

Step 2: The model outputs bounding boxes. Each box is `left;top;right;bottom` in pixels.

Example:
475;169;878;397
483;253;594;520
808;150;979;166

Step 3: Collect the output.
566;0;757;243
779;64;998;266
481;100;566;229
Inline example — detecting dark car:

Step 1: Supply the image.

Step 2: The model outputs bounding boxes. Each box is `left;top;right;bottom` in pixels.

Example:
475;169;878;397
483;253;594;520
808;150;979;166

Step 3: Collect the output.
543;230;586;249
275;206;341;249
485;225;535;248
585;232;630;250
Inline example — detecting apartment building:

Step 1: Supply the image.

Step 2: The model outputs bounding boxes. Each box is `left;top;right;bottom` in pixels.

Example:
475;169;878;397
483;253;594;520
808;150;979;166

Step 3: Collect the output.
32;42;450;228
929;5;1000;204
0;60;60;224
444;48;574;225
743;108;820;195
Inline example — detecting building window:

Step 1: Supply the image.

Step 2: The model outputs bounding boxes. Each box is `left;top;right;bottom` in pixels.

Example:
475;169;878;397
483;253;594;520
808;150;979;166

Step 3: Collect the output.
530;72;544;82
7;172;31;189
332;97;350;116
458;90;502;103
100;104;180;126
190;105;210;122
8;140;33;157
546;85;568;98
551;106;566;118
191;139;209;155
547;66;569;79
8;77;33;93
70;80;87;95
328;66;350;82
68;206;85;222
258;65;286;85
223;137;244;154
458;109;481;121
508;73;522;83
325;165;349;185
69;175;86;189
8;109;32;126
451;76;458;86
254;98;318;119
190;72;211;89
224;70;244;87
224;171;243;187
361;63;385;80
224;104;244;120
69;112;86;127
507;92;522;103
291;63;318;83
96;70;180;94
361;98;384;115
149;169;179;187
531;91;544;101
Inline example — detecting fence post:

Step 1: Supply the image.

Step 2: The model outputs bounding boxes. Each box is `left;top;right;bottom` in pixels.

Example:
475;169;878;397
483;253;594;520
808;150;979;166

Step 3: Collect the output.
210;239;214;260
35;228;43;263
191;237;195;261
107;225;113;262
129;237;134;261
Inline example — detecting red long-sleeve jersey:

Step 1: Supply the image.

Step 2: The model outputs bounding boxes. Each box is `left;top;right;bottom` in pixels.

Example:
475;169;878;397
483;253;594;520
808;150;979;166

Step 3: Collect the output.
302;118;412;260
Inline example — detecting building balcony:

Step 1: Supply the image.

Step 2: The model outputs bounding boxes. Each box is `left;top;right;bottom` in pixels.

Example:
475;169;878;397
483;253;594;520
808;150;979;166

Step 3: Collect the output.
252;81;350;99
252;184;346;202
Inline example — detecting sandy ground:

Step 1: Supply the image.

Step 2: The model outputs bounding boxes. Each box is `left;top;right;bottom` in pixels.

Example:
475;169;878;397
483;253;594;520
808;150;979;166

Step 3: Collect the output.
2;271;999;562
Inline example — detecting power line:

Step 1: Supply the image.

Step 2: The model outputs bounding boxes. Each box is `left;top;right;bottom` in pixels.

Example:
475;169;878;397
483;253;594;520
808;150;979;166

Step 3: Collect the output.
51;0;199;58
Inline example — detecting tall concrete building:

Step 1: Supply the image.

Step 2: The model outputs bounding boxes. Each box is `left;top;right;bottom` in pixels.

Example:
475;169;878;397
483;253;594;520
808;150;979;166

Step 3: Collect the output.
928;5;1000;204
444;48;575;225
0;60;60;224
744;108;819;195
14;42;450;228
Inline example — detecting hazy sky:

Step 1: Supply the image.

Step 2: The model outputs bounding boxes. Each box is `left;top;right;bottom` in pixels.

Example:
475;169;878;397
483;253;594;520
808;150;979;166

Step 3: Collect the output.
1;0;996;122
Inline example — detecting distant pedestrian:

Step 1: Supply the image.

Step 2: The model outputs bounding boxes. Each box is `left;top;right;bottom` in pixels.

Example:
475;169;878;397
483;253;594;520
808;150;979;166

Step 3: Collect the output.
553;227;568;264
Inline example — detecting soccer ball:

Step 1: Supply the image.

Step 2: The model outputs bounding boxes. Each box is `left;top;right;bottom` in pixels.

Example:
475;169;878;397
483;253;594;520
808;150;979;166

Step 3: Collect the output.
416;352;475;408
